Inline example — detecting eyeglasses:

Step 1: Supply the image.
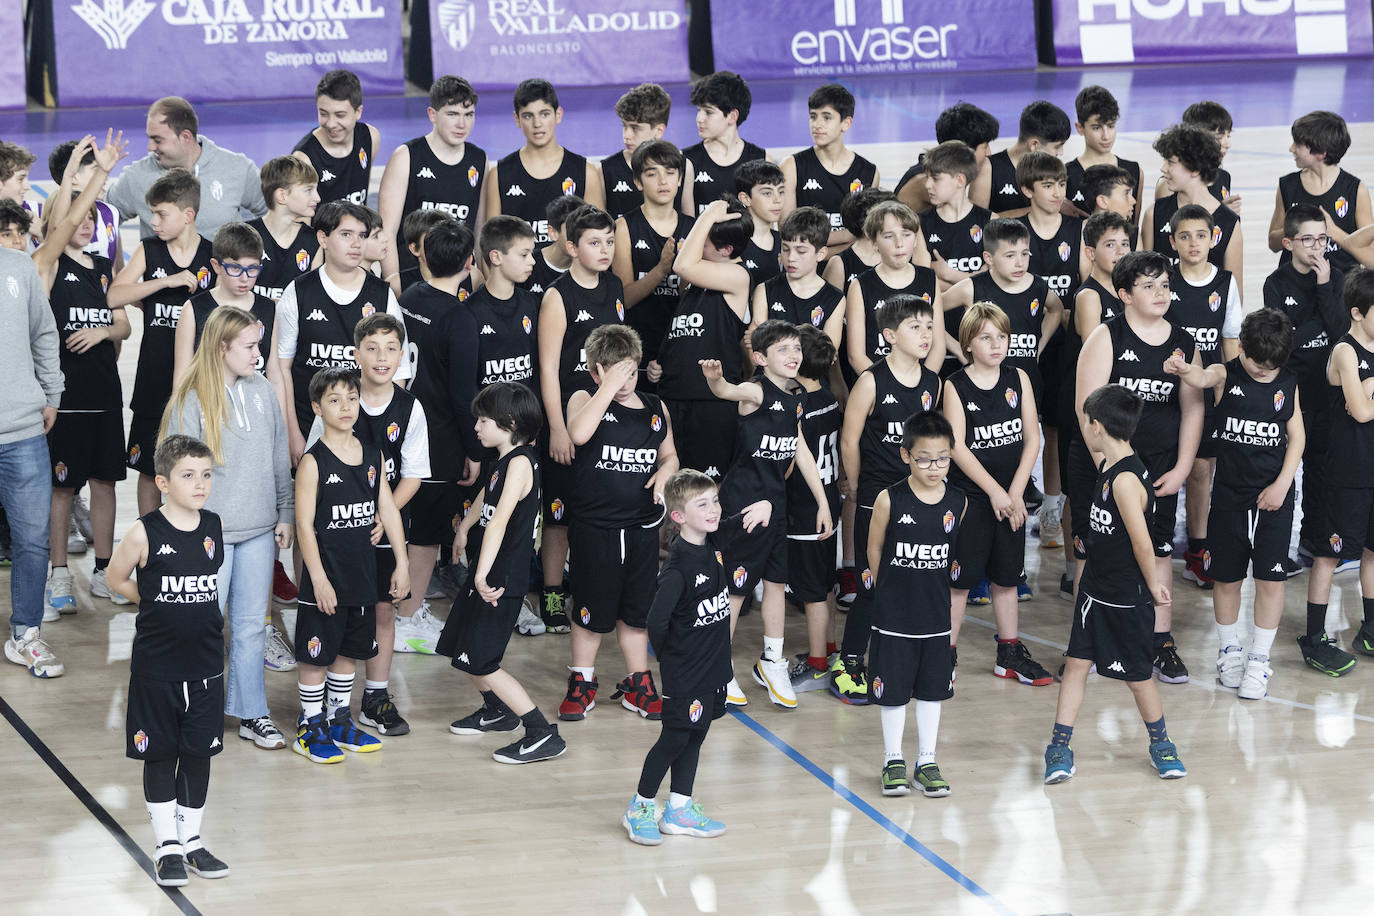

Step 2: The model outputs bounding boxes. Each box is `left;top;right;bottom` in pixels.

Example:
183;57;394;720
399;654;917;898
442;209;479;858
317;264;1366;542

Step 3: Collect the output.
913;455;951;469
221;261;263;278
1294;234;1329;249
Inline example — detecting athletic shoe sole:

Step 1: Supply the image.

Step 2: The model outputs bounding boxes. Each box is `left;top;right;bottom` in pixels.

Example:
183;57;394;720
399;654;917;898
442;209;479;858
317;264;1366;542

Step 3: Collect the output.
993;666;1052;687
1044;766;1076;785
1181;570;1214;589
620;697;661;719
1153;668;1191;684
558;699;594;722
333;738;382;753
492;743;567;765
358;712;410;736
658;820;725;838
623;814;663;846
184;855;230;879
291;741;343;764
751;662;798;709
237;726;287;750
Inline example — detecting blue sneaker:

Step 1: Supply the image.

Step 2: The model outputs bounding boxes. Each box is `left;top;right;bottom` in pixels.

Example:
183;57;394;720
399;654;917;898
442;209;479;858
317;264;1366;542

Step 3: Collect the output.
328;707;382;753
293;712;344;764
968;579;991;606
1017;579;1033;602
623;798;663;846
1043;744;1075;784
1149;740;1186;778
658;799;726;838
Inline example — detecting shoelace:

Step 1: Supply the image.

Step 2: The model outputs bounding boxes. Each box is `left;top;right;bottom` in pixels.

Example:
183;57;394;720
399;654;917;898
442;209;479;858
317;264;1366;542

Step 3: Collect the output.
545;592;565;614
628;803;657;827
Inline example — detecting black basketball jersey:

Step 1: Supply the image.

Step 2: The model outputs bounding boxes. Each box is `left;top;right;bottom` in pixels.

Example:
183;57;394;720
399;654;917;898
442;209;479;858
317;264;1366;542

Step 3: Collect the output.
1326;333;1374;488
623;208;694;361
469;285;540;389
919;205;990;276
497;148;588;244
407;282;478;478
972;272;1050;386
1279;169;1363;273
1107;316;1196;458
51;253;120;411
720;374;803;512
854;265;937;366
787;386;842;535
397;137;487;273
356;384;415;490
470;444;541;593
249;218;318;301
657;285;744;401
1263;262;1345;400
1210;168;1233;204
189;290;276;377
683;139;768;216
398;279;459;385
132;509;224;681
948;365;1027;493
741;230;782;290
792;148;877;233
857;359;940;504
988;150;1029;214
871;482;964;639
520;251;567;296
1210;359;1297;510
1065;157;1141;216
1080;453;1154;602
1166;266;1232;368
1063;275;1122;420
289;269;391;429
572;392;668;528
301;437;382;606
551;270;625;396
836;245;878;290
601;153;642;220
293;123;373;206
649;533;734;696
760;275;844;331
132;236;214;416
1020;213;1082;303
1151;195;1238;271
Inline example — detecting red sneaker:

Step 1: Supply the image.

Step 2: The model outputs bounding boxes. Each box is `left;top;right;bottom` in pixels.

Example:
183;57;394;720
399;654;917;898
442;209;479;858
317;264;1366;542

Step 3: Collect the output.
614;670;663;720
272;560;298;604
836;567;858;610
557;671;597;721
1182;550;1214;589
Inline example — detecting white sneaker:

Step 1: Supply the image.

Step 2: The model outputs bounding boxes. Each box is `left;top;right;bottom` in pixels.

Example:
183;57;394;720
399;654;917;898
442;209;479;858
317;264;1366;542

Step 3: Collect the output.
5;626;65;678
724;676;748;707
45;567;76;616
90;568;131;605
1216;644;1244;689
1237;653;1272;700
752;657;798;709
1038;499;1063;549
411;602;446;635
515;597;545;636
71;494;93;543
66;516;88;555
393;613;437;655
238;716;287;749
264;625;296;672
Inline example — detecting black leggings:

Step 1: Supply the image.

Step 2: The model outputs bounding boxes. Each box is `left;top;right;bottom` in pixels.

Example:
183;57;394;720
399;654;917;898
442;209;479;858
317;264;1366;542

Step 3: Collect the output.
637;725;707;799
142;756;211;807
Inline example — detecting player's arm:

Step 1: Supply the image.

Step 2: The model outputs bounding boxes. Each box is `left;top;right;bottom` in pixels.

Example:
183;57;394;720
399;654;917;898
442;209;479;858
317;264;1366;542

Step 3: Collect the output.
482;162;502;219
896;169;927;214
866;488;891;586
674;200;750;299
1158;351;1204;496
1074;324;1113;443
1223;222;1244;293
1007;368;1040;530
942;380;1002;505
1259;389;1305;512
1328;181;1374;252
1267;188;1286;252
1339;224;1374;267
645;569;685;657
941;278;974;365
583;160;606;210
376;143;410;283
1220;275;1243;361
1073;286;1104;340
294;453;336;614
969;158;992;211
844;281;873;373
822;295;846;352
452;486;484;562
840;371;874;499
647;405;680;507
106;518;148;605
1331;341;1374;423
679;160;696;217
392;402;429;511
172;305;197;386
107;243;194;307
792;423;834;537
748;282;769;334
471;452;533;605
1039;291;1064;355
1139;204;1156;251
1114;471;1168;606
1162;351;1225;389
565;386;605;446
537;287;574;463
616;217;668;307
926;289;947;371
700;361;762;407
779;155;798;222
375;457;410;601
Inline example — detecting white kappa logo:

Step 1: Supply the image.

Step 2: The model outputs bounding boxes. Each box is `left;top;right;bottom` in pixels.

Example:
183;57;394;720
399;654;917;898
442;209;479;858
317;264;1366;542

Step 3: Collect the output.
898;514;915;524
1108;661;1126;674
480;325;495;334
999;184;1016;195
882;394;898;405
325;473;342;484
1120;349;1140;362
156;544;176;555
695;573;709;586
72;0;155;50
1228;386;1244;396
635;239;650;250
417;167;436;179
613;181;632;192
320;170;336;183
802;179;822;190
306;308;326;321
574;310;593;322
695;172;713;183
927;233;941;243
506;185;526;197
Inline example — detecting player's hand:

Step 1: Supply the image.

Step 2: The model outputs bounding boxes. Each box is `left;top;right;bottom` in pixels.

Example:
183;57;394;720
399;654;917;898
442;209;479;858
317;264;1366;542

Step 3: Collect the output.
1060;198;1089;220
990;487;1014;523
459;457;481;486
369;519;384;546
741;499;772;532
1154;468;1186;497
93;128;128;173
1223;193;1242;215
288;427;305;468
816;506;833;539
1362;376;1374;401
645;465;671;505
550;427;575;464
645;359;663;383
315;579;338;616
700;199;738;223
658;236;676;271
452;525;469;565
476;574;505;606
1151;581;1171;607
41;406;56;433
63;136;95;181
1312;248;1331;285
168;269;199;292
1162;354;1189;376
274;522;294;549
1256;482;1288;511
841;472;856;500
390;568;410;602
698;358;724;382
598;359;637;393
65;326;110;354
1006;494;1028;531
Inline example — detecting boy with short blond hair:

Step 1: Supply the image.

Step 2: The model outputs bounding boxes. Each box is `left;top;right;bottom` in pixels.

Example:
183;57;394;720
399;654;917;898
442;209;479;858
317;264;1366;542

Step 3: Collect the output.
248;156;321;303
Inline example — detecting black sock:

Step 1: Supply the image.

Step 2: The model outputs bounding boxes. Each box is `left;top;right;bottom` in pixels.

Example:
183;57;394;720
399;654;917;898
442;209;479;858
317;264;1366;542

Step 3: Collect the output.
1364;597;1374;627
520;707;549;733
1152;631;1171;649
94;556;110;572
1306;602;1328;638
480;690;504;713
1187;538;1205;554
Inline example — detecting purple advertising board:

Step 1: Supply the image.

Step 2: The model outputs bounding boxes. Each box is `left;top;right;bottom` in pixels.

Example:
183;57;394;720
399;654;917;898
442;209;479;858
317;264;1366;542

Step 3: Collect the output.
0;3;24;109
1052;0;1373;65
428;0;689;89
710;0;1037;80
50;0;403;106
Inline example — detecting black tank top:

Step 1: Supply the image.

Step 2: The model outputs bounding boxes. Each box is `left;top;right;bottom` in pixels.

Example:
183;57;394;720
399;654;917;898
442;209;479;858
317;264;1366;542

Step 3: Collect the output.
853;265;937;366
293;123;373;206
683;140;768;215
1106;316;1196;458
132;236;214;416
623;208;693;361
872;482;964;638
1326;333;1374;487
971;272;1050;387
919;206;990;276
1080;453;1154;602
1211;359;1297;510
657;285;744;401
289;269;391;431
1150;195;1239;271
836;245;878;290
742;230;782;290
470;444;541;593
1019;213;1082;304
520;251;566;296
496;148;588;244
551;270;625;397
601;153;642;220
720;374;803;511
787;386;842;535
1063;275;1122;423
397;137;487;273
572;391;668;528
1279;169;1362;273
469;286;540;388
759;275;844;331
189;290;276;377
301;437;382;606
792;148;877;233
857;359;940;504
988;151;1029;214
948;364;1027;493
248;218;318;301
1166;266;1232;368
132;509;224;680
51;253;120;411
357;385;415;546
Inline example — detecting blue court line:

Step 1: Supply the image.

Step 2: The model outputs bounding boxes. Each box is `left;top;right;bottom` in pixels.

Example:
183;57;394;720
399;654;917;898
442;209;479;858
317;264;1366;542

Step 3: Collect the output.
728;706;1018;916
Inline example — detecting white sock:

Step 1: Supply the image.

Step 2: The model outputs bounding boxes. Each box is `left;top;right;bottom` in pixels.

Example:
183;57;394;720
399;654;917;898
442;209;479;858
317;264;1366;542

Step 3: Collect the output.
669;792;691;810
1251;626;1277;658
176;804;205;851
147;800;178;850
880;705;905;762
298;681;325;719
571;666;594;681
364;680;388;693
1215;621;1242;650
915;700;941;765
634;794;656;808
762;636;784;663
326;672;354;712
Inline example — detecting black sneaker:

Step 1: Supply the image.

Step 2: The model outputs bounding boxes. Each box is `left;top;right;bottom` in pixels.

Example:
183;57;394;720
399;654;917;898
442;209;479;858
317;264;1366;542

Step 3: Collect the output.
1298;633;1358;676
360;689;411;736
493;725;567;764
1353;624;1374;657
155;850;188;887
1282;556;1304;579
1059;573;1074;601
449;702;520;735
1153;640;1190;683
542;587;570;633
993;641;1053;686
184;845;229;878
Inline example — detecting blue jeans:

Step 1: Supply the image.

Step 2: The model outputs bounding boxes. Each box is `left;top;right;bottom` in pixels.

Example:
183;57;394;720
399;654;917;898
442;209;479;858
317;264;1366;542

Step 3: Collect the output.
221;530;276;719
0;435;52;635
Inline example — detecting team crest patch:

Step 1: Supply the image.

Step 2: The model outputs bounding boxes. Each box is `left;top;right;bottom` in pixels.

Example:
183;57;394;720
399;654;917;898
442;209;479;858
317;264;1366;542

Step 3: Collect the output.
307;636;321;658
100;274;109;293
468;165;479;187
871;676;883;699
1102;481;1110;502
296;249;310;271
1208;291;1221;312
551;497;564;520
580;607;591;625
203;536;215;559
921;390;932;410
950;560;960;581
1057;240;1071;262
615;298;624;321
1171;348;1185;363
257;320;266;340
943;509;955;533
797;402;804;418
522;315;532;334
861;568;873;589
810;304;824;326
458;289;469;302
196;267;210;288
358;149;368;169
362;303;376;318
129;444;142;465
969;225;983;244
1005;388;1018;409
462;498;473;514
1274;390;1285;411
133;730;149;753
733;566;747;588
1336;196;1349;219
387;421;400;442
1030;298;1040;317
1331;533;1344;554
715;550;723;565
561;177;576;195
54;461;67;483
920;292;931;303
849;179;864;193
1073;535;1084;554
1211;225;1222;247
1202;549;1211;571
367;465;377;488
688;698;703;722
490;470;500;492
650;414;662;431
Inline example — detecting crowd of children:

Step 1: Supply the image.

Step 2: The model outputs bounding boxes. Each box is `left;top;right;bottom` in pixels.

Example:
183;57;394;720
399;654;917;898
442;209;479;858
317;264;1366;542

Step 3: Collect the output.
7;68;1374;873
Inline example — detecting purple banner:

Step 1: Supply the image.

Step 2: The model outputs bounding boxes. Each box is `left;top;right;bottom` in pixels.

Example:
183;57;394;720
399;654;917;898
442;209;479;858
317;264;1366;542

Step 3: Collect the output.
428;0;688;89
710;0;1036;80
51;0;403;106
0;3;23;109
1052;0;1373;65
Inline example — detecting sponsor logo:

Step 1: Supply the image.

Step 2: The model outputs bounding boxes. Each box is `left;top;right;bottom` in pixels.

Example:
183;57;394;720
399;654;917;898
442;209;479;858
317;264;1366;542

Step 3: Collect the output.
733;566;748;588
689;698;703;722
1108;660;1125;674
635;239;650;250
1229;385;1244;396
882;394;898;405
63;272;78;282
417;167;436;179
307;636;321;658
133;729;149;752
927;233;941;243
480;324;495;334
320;169;336;183
899;513;915;524
771;302;785;312
695;573;709;586
999;184;1016;195
157;543;176;556
696;172;713;183
802;178;823;190
770;401;784;412
575;309;593;322
613;181;633;192
72;0;156;50
203;536;215;559
602;412;618;422
1120;349;1139;362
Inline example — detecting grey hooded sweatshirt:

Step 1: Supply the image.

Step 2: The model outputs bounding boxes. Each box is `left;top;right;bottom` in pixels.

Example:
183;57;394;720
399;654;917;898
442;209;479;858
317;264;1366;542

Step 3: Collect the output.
106;135;267;239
